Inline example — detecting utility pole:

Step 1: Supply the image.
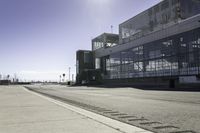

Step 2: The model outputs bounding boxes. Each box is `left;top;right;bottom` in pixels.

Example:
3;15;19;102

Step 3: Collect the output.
72;74;74;82
69;67;71;81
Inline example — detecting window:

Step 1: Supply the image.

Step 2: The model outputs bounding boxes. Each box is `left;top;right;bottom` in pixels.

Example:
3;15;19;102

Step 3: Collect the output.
84;52;90;63
154;5;160;13
161;0;169;10
172;0;179;5
108;28;200;79
95;58;100;69
148;9;153;16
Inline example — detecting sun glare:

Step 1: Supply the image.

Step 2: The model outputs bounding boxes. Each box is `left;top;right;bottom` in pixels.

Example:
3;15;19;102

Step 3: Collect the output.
87;0;110;5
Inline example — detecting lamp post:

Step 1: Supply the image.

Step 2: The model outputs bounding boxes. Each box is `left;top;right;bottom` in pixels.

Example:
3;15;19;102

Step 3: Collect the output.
72;74;74;82
69;67;71;81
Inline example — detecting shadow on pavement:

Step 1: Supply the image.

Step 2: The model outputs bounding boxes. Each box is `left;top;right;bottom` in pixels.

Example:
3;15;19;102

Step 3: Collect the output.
71;84;200;92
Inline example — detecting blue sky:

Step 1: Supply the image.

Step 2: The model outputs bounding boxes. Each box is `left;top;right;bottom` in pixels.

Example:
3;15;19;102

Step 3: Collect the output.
0;0;161;81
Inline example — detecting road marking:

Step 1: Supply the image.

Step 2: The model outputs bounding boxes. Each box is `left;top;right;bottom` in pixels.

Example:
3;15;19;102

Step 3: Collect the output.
24;88;154;133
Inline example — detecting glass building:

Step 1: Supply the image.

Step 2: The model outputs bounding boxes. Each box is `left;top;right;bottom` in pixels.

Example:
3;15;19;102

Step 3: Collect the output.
106;28;200;80
77;0;200;87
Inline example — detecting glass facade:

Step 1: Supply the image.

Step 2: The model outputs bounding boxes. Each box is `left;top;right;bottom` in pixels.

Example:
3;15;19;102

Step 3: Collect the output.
119;0;200;44
105;28;200;79
92;33;119;51
181;0;200;19
119;0;181;44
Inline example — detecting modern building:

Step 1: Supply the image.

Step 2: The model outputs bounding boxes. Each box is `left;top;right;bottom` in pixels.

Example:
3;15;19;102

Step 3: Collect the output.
76;50;94;84
76;0;200;88
76;33;119;85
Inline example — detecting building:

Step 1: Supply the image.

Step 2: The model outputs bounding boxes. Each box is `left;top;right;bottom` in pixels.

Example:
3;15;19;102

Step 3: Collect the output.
0;80;11;85
76;0;200;88
76;50;94;84
76;33;119;84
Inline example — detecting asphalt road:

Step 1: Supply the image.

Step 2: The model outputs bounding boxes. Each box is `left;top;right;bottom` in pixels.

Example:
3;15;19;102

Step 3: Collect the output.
27;85;200;133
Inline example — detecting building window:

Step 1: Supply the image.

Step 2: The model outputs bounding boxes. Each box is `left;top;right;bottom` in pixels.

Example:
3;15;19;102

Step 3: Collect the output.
161;0;169;11
172;0;179;5
95;58;100;69
154;5;160;13
107;28;200;79
84;52;90;63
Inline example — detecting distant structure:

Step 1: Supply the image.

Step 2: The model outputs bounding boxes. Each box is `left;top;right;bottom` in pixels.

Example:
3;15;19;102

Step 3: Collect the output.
76;0;200;88
0;80;11;85
76;50;95;84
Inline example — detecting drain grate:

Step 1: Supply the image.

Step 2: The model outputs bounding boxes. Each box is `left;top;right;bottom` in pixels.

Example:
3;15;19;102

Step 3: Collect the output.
118;115;137;119
103;111;119;114
154;125;179;129
128;118;148;121
140;121;161;125
169;130;196;133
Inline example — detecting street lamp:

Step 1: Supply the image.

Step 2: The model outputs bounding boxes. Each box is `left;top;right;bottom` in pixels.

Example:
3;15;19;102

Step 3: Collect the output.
72;74;74;82
69;67;71;81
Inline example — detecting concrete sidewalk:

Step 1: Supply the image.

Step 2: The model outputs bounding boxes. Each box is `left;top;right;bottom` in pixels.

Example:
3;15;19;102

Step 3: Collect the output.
0;85;122;133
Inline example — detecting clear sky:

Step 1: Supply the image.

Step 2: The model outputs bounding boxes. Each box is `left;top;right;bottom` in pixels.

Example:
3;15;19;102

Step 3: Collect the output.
0;0;161;82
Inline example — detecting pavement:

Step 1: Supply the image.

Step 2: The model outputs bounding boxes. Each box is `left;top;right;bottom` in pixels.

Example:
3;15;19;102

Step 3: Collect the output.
0;85;125;133
0;85;152;133
26;85;200;133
